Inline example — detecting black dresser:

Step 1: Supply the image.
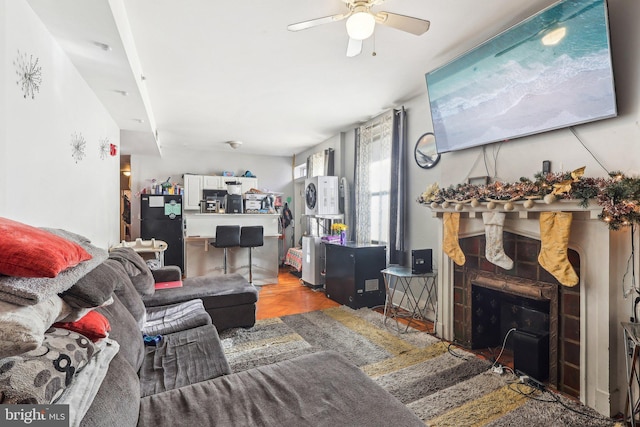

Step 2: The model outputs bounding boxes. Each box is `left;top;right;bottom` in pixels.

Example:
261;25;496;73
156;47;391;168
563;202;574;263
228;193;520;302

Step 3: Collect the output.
325;243;386;309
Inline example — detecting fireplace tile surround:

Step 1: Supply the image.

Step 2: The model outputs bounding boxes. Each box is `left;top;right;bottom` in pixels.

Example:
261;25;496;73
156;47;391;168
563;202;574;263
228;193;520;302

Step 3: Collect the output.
430;201;630;416
454;233;578;397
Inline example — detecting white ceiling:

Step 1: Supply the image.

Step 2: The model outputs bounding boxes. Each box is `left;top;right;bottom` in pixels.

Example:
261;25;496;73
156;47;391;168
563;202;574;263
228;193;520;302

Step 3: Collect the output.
26;0;559;157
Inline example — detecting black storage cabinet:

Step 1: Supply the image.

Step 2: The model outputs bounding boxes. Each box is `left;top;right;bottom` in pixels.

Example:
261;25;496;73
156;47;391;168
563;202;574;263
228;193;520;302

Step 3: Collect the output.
325;243;386;309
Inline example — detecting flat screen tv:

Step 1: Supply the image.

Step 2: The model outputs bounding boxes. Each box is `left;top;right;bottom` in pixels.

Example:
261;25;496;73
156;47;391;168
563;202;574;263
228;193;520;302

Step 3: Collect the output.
425;0;617;154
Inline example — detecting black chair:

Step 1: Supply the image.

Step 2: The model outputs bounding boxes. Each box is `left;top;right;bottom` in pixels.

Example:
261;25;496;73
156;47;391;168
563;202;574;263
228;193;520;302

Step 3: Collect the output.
212;225;240;274
240;226;264;284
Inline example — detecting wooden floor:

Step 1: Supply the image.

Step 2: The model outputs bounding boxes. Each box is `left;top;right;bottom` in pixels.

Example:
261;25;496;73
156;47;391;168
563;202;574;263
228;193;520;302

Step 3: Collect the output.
256;268;340;320
256;267;432;334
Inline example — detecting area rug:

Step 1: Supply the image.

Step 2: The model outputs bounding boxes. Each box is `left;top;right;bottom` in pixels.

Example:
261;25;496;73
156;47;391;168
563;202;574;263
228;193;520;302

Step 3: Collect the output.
219;306;621;427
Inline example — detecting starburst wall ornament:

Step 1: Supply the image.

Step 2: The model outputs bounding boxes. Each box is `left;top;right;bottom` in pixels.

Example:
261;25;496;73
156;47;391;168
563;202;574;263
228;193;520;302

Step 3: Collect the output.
71;132;86;163
99;137;110;160
14;50;42;99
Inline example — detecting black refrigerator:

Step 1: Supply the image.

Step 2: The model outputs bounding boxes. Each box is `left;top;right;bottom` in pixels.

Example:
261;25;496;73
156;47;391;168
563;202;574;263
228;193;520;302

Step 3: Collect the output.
140;194;184;273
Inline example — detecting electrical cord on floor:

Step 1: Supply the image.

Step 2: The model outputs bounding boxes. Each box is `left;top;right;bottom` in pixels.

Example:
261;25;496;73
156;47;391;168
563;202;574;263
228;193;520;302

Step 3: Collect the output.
508;381;540;396
447;342;471;360
490;327;517;371
501;365;516;376
508;378;616;423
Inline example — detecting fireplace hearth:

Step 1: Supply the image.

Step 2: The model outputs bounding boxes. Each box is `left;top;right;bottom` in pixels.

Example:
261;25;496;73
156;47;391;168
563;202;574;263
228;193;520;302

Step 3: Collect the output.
432;201;625;416
468;269;558;384
453;232;575;394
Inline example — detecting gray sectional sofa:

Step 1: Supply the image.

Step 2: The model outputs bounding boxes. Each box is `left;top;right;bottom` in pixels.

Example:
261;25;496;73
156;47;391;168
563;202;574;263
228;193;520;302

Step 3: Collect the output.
0;223;423;426
85;249;424;426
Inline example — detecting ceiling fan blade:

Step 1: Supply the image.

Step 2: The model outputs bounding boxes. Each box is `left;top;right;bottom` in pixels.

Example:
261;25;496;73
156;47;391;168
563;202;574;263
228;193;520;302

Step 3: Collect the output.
346;38;363;57
375;11;430;35
288;13;348;32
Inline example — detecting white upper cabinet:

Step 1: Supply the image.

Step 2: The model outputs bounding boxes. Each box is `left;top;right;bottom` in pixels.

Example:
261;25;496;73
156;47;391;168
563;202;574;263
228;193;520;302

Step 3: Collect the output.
184;175;260;211
238;177;258;193
183;174;203;210
203;175;224;190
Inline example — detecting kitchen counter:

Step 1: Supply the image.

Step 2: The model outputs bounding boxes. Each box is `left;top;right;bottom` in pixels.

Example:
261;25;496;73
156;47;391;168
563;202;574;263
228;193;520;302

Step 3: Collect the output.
183;213;280;286
185;213;279;237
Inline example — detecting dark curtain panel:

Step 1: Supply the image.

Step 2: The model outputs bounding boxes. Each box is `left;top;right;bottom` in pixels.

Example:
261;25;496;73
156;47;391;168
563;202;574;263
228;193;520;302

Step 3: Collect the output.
352;128;361;243
324;148;335;176
388;108;406;265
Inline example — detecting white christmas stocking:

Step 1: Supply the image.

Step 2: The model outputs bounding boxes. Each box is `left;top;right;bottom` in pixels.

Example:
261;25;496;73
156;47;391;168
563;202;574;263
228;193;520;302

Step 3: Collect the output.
482;212;514;270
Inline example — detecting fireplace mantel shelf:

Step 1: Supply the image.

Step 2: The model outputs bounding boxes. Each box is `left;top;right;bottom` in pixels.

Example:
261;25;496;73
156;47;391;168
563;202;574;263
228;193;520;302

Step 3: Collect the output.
426;199;602;220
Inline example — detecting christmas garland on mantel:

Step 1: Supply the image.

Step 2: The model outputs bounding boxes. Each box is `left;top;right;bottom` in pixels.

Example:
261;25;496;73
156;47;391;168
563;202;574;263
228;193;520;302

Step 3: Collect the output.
417;167;640;230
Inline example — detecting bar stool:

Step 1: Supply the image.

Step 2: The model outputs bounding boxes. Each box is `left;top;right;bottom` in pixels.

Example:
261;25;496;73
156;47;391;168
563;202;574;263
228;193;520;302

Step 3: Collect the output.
240;226;264;284
212;225;240;274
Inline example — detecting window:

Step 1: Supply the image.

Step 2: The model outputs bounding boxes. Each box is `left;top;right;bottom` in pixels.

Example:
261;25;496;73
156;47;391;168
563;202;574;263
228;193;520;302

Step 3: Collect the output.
294;163;307;180
369;148;390;244
355;108;407;265
355;111;393;245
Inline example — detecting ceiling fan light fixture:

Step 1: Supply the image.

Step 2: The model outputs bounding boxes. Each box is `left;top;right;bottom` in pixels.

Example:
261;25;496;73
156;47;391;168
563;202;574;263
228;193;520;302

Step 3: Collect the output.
346;11;375;40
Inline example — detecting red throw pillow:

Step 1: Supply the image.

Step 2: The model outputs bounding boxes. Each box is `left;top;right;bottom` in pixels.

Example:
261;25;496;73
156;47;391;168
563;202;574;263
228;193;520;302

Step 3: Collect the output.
0;217;92;278
54;310;111;342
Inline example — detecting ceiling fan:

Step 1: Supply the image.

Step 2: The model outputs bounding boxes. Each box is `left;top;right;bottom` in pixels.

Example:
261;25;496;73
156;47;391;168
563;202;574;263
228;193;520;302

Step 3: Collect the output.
287;0;430;57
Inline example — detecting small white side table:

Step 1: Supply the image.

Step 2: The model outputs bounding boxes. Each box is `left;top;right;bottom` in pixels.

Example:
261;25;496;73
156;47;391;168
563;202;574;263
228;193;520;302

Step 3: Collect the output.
381;266;437;334
110;238;168;266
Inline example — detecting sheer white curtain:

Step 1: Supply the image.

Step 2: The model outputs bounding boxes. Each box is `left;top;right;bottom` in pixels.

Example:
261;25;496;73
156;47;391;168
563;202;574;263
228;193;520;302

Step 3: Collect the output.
355;108;406;264
306;149;335;178
307;151;325;178
355;110;394;245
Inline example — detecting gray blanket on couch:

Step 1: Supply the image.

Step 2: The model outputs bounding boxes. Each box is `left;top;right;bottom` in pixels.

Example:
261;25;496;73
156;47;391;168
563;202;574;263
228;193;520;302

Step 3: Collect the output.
138;350;424;427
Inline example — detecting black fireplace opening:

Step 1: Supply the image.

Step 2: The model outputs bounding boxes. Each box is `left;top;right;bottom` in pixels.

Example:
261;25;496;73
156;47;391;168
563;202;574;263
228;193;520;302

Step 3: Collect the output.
471;284;551;381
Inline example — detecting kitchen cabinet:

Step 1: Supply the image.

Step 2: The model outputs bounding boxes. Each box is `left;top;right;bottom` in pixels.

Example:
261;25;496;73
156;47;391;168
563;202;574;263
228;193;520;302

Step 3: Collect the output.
183;174;203;211
203;175;224;190
238;177;258;193
184;175;259;211
220;177;257;193
325;243;386;309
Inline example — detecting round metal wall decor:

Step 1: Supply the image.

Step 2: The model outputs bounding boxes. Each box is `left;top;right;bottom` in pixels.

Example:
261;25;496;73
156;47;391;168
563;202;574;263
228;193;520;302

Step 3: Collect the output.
14;50;42;100
414;132;440;169
70;132;87;164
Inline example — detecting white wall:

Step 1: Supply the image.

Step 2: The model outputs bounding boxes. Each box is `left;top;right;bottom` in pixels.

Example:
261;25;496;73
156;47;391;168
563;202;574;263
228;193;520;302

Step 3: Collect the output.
130;146;292;237
1;0;120;248
0;1;7;213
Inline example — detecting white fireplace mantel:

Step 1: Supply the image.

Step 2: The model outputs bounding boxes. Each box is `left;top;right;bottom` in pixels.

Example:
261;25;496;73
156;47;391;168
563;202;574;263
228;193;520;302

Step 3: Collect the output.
431;200;626;416
428;198;603;220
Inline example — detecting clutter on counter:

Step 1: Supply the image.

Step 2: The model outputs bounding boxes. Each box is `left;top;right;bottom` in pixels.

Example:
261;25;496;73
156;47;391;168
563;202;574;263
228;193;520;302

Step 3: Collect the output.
142;177;183;195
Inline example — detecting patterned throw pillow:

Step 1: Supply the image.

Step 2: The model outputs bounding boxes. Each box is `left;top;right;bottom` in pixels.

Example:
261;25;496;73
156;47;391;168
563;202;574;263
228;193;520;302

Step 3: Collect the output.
0;217;92;278
0;327;95;404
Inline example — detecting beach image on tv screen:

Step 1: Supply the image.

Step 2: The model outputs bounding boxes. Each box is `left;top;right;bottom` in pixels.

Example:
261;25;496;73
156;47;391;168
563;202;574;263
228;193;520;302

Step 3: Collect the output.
425;0;617;153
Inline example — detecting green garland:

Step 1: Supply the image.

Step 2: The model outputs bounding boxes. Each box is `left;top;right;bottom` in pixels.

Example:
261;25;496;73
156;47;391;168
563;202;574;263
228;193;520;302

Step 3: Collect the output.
418;169;640;230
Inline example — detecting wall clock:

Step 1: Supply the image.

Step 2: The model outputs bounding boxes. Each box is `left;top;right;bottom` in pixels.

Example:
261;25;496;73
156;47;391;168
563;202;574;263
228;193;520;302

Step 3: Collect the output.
14;50;42;100
414;132;440;169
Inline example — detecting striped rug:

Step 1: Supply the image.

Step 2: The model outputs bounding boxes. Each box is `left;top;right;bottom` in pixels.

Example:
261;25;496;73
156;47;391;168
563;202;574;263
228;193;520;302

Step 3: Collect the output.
219;306;620;427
